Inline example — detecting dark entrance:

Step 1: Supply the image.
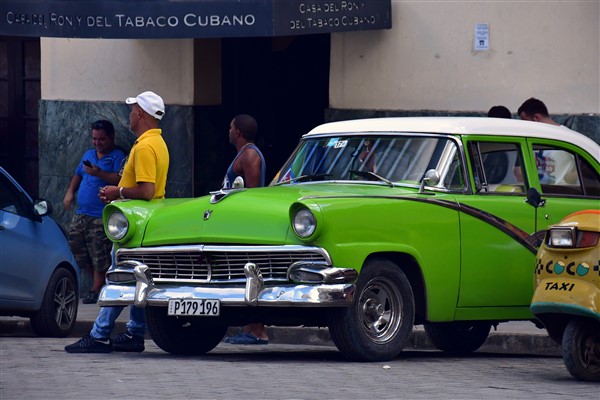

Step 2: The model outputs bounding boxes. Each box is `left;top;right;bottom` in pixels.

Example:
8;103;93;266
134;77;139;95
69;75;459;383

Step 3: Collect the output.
0;37;40;196
194;34;329;195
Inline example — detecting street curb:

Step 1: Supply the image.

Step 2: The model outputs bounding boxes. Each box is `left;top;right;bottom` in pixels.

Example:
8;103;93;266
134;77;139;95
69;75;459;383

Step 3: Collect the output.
0;319;561;356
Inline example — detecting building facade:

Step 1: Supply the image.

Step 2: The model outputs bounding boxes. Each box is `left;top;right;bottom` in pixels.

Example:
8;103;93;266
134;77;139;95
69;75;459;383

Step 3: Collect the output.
1;1;598;229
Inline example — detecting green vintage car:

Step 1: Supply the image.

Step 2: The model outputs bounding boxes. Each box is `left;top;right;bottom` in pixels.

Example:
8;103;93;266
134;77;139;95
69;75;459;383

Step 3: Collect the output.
99;117;600;361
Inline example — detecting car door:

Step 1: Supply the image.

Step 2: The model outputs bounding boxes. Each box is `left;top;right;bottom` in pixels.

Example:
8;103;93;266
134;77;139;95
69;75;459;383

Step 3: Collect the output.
456;136;600;316
456;137;539;315
0;170;45;303
524;139;600;231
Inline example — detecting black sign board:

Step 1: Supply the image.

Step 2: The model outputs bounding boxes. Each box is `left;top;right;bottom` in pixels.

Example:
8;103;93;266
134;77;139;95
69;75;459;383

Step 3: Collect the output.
0;0;391;39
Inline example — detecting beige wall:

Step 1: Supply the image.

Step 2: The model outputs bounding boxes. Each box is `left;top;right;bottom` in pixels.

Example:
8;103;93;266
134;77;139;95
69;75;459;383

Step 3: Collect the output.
330;1;600;114
41;38;195;105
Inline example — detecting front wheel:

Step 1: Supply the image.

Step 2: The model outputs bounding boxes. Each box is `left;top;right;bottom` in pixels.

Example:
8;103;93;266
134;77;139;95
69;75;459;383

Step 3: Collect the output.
146;306;227;355
424;321;491;354
562;318;600;382
30;267;78;337
328;258;415;362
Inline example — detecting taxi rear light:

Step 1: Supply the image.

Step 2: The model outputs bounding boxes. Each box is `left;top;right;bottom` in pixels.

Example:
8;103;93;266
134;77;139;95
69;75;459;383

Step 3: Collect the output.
578;231;600;248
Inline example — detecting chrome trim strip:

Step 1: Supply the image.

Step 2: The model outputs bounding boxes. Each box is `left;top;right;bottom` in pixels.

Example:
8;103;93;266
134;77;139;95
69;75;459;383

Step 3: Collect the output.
98;282;355;307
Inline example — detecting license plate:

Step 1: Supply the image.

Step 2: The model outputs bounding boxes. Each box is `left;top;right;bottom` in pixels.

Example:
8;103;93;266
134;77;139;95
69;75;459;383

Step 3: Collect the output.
167;299;220;316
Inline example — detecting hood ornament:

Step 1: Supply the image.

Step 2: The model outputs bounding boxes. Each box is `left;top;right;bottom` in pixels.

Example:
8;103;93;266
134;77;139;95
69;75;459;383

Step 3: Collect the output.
203;210;213;220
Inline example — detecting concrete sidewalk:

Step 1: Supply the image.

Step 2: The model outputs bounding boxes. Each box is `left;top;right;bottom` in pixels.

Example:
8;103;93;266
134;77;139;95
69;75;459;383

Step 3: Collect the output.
0;301;561;356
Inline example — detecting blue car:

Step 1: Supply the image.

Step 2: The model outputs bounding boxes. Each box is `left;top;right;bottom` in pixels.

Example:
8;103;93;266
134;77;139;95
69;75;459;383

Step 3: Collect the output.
0;167;80;337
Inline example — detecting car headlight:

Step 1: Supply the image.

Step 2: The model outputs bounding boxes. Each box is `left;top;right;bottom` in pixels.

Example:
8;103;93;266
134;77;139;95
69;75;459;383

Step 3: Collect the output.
548;228;575;247
547;227;600;248
106;211;129;241
293;208;317;238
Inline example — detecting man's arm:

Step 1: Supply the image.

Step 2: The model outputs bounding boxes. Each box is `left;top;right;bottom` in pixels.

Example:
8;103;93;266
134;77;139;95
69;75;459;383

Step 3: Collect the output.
99;182;155;203
63;175;82;210
85;165;121;185
121;182;155;200
240;149;262;188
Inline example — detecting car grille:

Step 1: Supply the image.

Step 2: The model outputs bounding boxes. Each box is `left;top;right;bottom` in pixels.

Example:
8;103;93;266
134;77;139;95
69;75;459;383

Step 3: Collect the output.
116;245;330;283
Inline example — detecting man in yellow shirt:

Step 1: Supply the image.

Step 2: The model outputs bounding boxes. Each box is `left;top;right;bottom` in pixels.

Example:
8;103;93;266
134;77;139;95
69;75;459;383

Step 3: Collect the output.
66;91;169;353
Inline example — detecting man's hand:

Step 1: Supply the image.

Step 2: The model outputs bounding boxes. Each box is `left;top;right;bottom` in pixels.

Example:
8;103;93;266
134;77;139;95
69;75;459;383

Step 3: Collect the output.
63;191;74;210
99;185;118;204
84;164;101;177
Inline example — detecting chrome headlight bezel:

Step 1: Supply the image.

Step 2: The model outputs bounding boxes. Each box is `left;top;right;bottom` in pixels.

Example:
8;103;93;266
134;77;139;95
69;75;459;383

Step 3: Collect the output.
106;211;129;241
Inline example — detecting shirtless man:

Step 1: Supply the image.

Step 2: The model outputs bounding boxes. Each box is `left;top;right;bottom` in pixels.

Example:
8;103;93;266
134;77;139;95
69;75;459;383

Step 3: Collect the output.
221;114;269;345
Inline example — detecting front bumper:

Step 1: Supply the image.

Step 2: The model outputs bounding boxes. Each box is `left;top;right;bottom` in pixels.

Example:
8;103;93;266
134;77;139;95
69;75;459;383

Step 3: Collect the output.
98;262;356;308
98;282;355;307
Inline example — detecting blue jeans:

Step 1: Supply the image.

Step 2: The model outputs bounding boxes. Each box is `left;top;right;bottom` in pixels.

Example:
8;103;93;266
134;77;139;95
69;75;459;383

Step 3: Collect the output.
90;305;145;339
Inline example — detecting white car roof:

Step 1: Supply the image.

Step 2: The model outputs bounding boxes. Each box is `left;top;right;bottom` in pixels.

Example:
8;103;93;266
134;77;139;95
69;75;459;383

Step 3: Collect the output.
306;117;600;162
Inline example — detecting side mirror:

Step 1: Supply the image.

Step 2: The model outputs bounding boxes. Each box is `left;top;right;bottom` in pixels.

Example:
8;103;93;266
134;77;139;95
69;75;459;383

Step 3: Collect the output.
419;169;440;194
525;188;546;245
33;199;52;217
525;188;545;208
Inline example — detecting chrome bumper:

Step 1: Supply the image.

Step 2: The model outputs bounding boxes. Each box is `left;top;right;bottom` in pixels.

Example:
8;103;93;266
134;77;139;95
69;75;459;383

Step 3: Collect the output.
98;262;355;308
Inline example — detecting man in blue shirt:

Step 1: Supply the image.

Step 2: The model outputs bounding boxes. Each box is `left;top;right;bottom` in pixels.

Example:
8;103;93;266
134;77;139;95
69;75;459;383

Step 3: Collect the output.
63;120;126;304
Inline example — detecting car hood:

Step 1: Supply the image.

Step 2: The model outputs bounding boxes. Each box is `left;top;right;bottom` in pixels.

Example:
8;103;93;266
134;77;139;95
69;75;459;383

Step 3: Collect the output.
131;183;421;247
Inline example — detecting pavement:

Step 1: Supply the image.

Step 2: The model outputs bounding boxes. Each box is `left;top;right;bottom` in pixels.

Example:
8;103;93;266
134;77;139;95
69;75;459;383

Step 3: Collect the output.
0;300;562;356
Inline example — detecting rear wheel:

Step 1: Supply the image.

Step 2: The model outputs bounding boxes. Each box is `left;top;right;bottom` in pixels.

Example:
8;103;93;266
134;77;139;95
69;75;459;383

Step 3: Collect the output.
328;258;415;362
562;318;600;382
424;321;491;354
30;267;78;337
146;306;227;355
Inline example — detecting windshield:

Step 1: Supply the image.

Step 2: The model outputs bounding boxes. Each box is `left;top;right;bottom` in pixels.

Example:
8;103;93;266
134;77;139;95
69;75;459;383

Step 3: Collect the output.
273;134;465;190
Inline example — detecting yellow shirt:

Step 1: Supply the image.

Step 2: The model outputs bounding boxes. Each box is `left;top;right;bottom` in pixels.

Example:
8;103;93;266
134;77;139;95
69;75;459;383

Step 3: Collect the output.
119;128;169;199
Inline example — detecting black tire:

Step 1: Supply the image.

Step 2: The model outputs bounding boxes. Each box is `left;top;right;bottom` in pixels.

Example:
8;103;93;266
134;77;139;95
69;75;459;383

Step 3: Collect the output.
30;267;78;337
424;321;491;354
562;318;600;382
146;306;227;355
328;258;415;362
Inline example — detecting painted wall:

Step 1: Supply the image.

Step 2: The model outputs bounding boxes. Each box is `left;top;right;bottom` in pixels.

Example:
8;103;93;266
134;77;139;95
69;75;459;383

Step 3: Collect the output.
330;1;600;114
41;38;195;104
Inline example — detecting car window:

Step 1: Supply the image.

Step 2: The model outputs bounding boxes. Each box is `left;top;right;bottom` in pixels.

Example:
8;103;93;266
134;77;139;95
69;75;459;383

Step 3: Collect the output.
468;142;526;194
532;144;600;196
0;173;26;215
578;156;600;196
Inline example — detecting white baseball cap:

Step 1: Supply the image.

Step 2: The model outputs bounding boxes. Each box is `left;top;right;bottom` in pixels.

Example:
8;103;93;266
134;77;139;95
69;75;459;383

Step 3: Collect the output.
125;91;165;120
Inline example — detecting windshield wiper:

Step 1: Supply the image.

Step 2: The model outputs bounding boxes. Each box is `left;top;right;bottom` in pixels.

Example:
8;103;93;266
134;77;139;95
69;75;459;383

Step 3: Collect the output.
348;170;394;187
275;173;333;185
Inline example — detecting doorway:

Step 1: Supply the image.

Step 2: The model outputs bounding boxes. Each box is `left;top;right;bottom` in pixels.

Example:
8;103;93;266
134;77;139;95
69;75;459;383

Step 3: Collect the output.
0;37;40;197
195;34;329;194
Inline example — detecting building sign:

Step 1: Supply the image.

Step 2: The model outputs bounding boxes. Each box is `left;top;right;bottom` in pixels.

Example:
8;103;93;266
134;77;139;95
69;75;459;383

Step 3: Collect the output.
474;23;489;51
0;0;391;39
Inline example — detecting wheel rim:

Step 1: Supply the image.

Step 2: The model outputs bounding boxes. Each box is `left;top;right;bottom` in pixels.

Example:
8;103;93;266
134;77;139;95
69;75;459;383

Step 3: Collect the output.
577;330;600;373
358;277;402;343
53;276;77;329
